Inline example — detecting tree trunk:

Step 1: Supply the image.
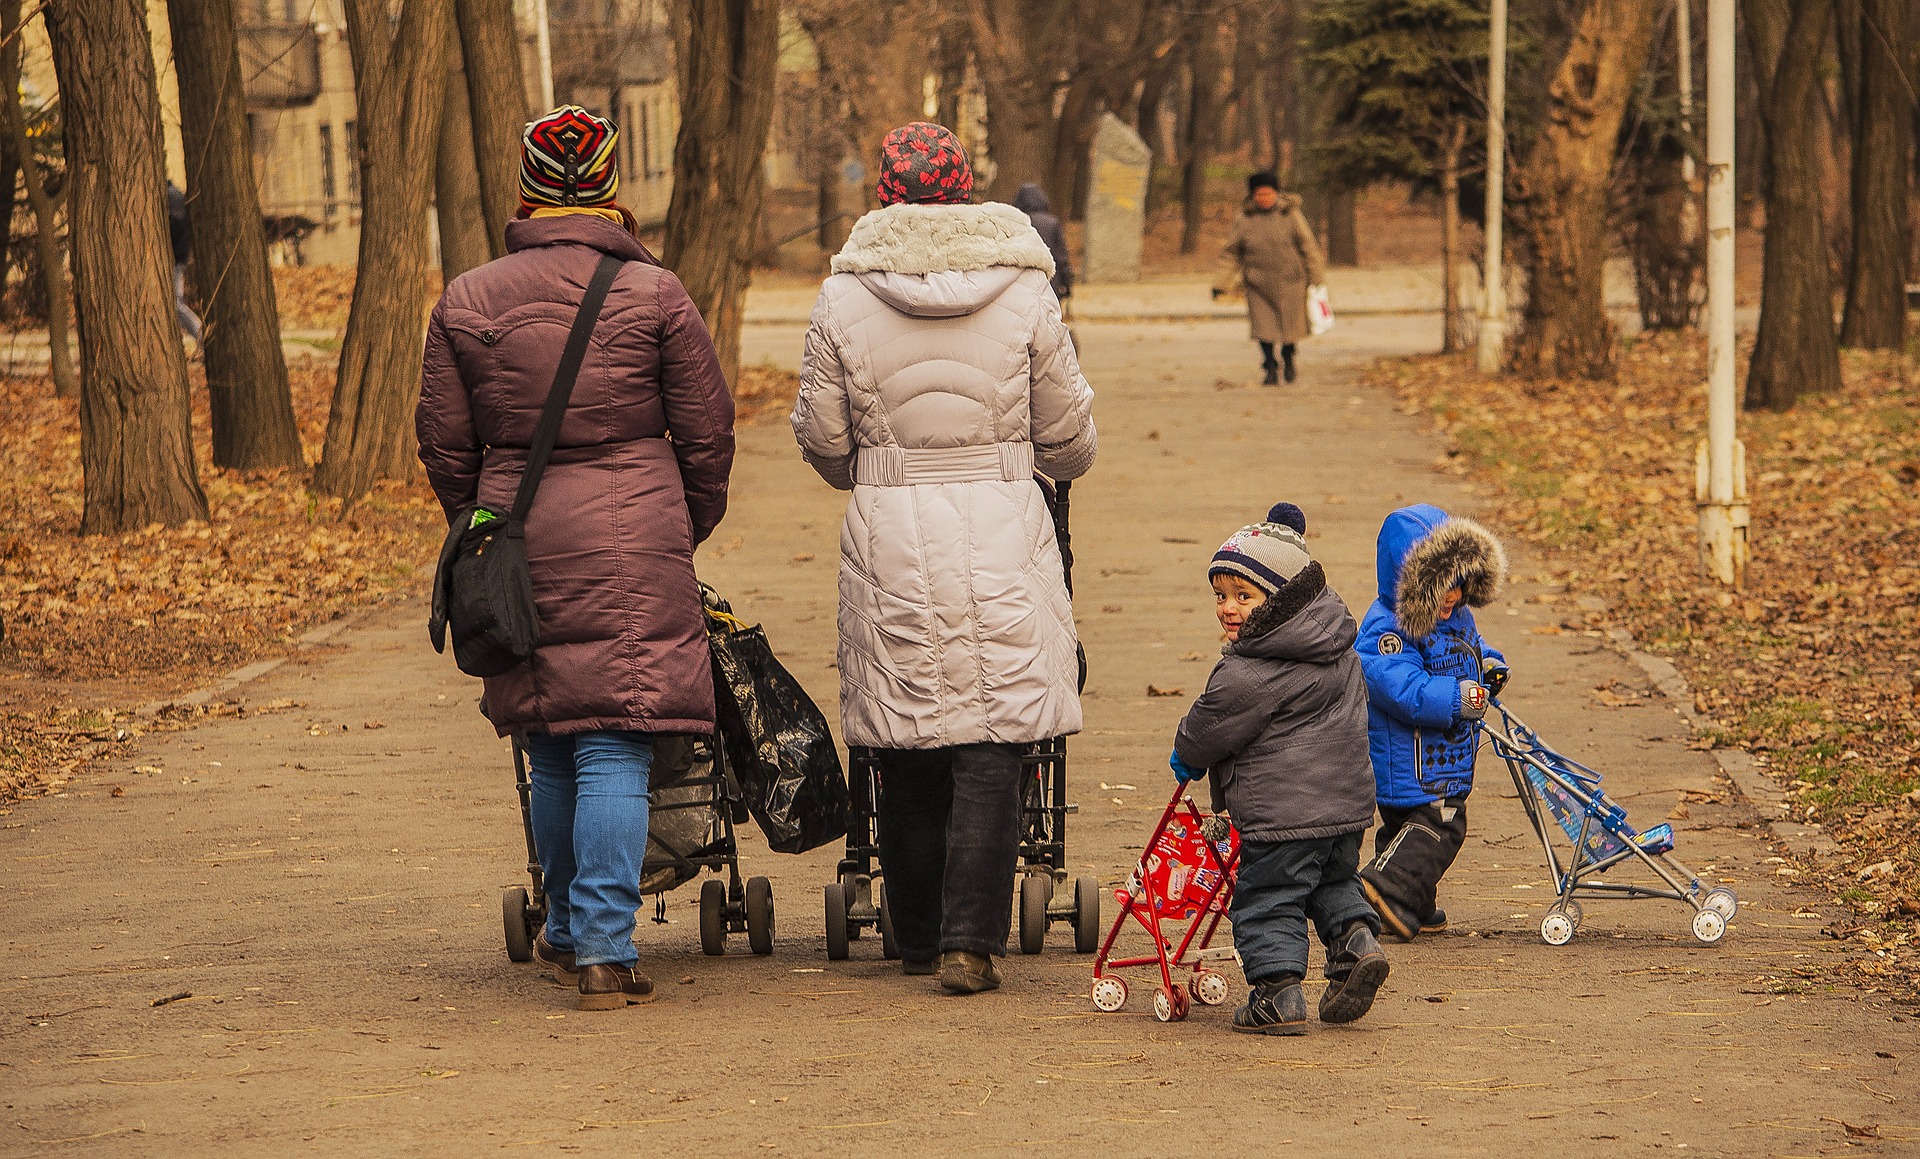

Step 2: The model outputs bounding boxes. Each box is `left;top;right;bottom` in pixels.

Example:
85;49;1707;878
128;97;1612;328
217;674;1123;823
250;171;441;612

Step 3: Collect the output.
1743;0;1842;409
43;0;208;531
1441;117;1465;353
1179;14;1222;255
1;0;75;399
455;0;531;259
1510;0;1658;381
1837;0;1912;350
967;0;1072;198
1325;186;1357;266
314;0;452;501
168;0;306;471
662;0;778;391
1047;71;1098;220
435;22;492;283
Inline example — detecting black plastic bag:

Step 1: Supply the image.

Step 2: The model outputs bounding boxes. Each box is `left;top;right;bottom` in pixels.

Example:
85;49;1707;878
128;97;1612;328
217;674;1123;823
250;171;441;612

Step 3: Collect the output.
707;611;849;855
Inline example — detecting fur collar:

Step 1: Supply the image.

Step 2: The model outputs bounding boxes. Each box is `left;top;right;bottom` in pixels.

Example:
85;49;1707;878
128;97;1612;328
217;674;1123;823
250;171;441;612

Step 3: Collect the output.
1235;561;1328;644
1394;516;1507;639
832;202;1056;277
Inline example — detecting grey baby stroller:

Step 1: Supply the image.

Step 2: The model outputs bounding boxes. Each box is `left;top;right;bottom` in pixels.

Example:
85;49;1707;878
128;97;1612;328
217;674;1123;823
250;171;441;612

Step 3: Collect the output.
501;730;777;961
821;478;1101;960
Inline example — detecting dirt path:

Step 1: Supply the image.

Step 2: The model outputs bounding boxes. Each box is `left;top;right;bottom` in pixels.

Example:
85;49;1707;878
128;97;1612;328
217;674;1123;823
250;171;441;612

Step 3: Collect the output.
3;314;1911;1157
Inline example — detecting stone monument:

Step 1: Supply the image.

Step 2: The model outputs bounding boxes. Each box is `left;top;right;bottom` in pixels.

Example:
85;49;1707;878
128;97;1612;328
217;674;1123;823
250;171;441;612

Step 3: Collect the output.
1085;112;1152;283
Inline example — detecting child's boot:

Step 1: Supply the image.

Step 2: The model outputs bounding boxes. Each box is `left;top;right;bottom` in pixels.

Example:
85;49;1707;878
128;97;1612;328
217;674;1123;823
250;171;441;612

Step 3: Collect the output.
1362;876;1422;942
1420;908;1448;934
1232;974;1308;1035
1319;921;1390;1024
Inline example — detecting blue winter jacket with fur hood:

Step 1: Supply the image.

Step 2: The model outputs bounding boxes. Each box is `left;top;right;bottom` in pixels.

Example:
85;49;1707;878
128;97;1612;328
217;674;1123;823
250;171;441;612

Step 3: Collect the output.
1356;505;1507;808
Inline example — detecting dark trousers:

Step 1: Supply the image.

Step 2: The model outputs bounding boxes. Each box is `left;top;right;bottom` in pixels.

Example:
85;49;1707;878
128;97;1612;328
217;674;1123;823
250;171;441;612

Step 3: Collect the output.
1230;830;1376;985
873;742;1024;961
1361;798;1469;921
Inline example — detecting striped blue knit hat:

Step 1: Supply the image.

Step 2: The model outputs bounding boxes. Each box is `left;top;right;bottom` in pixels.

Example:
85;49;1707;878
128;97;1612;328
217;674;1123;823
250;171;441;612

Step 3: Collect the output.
1209;503;1311;595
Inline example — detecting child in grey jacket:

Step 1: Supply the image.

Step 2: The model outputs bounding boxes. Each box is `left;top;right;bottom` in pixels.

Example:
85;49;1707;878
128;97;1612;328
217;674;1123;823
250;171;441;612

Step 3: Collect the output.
1170;504;1389;1034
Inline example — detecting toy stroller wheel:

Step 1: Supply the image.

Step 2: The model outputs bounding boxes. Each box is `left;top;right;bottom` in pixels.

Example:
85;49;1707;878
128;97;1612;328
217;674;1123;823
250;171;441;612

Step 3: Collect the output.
1704;888;1738;921
698;878;726;956
1189;970;1230;1007
1563;899;1584;930
1152;986;1176;1023
824;883;850;961
1090;975;1128;1012
1540;909;1576;946
1170;985;1190;1020
1018;874;1050;955
877;889;900;960
1073;876;1101;954
1691;907;1726;945
746;876;775;955
502;886;534;963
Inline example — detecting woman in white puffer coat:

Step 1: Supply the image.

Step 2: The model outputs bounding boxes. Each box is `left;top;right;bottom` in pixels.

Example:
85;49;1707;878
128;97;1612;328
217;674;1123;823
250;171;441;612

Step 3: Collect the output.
791;123;1097;995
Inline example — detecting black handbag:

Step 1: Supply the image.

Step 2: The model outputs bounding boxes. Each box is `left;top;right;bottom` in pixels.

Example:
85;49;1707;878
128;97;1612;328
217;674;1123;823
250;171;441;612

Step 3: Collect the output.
429;253;623;676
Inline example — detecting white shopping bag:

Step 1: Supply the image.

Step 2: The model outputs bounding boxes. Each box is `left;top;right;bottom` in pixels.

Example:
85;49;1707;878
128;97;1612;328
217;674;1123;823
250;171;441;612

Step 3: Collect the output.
1307;283;1335;336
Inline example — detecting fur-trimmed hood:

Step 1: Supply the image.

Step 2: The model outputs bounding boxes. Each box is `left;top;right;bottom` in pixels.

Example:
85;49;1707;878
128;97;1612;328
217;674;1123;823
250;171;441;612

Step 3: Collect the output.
832;202;1056;277
1376;504;1507;640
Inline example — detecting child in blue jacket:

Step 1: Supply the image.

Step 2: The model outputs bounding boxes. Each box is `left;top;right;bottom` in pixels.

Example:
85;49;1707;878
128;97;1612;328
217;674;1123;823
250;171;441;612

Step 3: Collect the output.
1356;505;1508;941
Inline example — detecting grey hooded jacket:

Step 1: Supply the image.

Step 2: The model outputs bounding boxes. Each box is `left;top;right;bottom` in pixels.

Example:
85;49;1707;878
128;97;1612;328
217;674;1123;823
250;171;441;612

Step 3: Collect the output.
1173;562;1375;843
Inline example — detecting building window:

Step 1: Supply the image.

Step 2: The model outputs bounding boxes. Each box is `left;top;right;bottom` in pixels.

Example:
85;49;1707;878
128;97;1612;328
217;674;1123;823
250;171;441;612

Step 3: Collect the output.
318;123;336;218
343;120;359;202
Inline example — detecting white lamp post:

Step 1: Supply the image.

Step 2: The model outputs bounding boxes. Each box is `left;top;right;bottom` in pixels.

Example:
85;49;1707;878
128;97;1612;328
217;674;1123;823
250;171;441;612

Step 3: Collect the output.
1476;0;1508;374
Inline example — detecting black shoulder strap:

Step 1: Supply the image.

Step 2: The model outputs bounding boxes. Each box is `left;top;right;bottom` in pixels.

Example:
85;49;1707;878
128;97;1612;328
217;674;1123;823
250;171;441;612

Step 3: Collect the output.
507;253;624;531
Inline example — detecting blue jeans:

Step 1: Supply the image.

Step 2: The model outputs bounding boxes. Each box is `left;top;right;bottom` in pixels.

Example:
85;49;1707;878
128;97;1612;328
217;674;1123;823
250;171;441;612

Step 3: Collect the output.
522;730;653;968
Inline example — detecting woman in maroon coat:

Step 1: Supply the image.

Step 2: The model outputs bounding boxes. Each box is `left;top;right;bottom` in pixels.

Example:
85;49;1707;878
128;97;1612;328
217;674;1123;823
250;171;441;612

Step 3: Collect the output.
415;107;735;1011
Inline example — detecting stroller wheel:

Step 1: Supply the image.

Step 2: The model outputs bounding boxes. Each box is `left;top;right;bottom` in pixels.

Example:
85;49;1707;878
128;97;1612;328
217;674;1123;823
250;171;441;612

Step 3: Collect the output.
1018;875;1050;955
1091;975;1128;1012
699;878;727;956
839;871;865;940
1188;970;1231;1007
1703;887;1738;922
877;888;900;960
502;886;534;963
1152;985;1189;1023
824;883;850;961
1691;907;1726;945
1561;899;1584;930
1073;876;1102;954
1540;909;1576;946
746;876;776;955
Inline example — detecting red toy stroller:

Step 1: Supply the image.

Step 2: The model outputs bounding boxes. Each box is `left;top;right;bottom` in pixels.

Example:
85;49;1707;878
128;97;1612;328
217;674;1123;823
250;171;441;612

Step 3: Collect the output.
1089;785;1241;1022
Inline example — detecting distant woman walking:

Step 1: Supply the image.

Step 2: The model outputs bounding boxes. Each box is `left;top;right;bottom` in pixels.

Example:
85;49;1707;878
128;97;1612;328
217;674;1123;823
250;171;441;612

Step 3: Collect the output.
416;106;735;1011
1214;170;1326;385
791;123;1097;995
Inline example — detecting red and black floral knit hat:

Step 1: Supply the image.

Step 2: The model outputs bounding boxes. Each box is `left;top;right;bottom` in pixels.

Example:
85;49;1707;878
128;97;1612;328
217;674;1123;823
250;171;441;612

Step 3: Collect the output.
875;122;974;206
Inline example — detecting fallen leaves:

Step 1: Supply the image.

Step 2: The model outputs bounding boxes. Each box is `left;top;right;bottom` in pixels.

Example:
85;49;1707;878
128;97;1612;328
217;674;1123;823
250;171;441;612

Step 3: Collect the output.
1146;684;1183;698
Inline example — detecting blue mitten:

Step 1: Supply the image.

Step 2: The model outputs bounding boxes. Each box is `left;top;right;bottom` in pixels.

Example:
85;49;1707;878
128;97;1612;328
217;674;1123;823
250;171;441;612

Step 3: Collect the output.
1169;750;1200;784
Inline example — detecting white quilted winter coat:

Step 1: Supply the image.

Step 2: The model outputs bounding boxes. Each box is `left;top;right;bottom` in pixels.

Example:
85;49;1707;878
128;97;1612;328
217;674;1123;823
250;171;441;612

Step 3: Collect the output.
791;201;1098;750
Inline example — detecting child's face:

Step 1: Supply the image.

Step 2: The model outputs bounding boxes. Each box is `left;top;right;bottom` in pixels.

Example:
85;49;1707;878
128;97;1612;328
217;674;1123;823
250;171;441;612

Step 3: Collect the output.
1251;186;1280;210
1212;573;1268;640
1439;586;1464;619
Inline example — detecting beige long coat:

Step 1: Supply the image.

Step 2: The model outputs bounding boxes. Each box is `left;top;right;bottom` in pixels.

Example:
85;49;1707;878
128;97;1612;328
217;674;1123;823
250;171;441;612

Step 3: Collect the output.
791;202;1097;750
1216;193;1327;345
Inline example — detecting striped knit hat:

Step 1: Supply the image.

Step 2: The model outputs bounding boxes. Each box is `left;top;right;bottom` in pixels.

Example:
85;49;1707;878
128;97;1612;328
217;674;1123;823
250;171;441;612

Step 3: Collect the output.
876;122;974;206
518;105;620;215
1209;503;1312;595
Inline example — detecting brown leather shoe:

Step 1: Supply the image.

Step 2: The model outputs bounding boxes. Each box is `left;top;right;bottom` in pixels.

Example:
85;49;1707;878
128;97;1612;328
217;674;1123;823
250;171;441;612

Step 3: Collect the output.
937;951;1002;994
578;962;656;1010
534;931;578;985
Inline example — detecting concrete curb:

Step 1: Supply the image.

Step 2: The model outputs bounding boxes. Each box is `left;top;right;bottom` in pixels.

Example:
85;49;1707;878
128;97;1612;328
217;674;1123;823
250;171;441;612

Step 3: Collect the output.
133;607;379;718
1597;621;1839;859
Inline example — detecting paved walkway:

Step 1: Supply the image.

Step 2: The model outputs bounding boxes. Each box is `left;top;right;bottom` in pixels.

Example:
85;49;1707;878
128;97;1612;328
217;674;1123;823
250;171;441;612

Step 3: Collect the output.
0;311;1906;1156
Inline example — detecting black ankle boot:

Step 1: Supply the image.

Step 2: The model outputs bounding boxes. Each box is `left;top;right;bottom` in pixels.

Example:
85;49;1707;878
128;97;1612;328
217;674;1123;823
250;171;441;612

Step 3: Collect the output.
1261;359;1280;386
1319;921;1390;1024
1233;974;1307;1035
1281;344;1297;383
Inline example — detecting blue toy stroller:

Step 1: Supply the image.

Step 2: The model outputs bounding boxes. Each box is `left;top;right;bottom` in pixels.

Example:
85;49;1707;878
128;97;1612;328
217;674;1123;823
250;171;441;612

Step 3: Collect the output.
1482;701;1738;945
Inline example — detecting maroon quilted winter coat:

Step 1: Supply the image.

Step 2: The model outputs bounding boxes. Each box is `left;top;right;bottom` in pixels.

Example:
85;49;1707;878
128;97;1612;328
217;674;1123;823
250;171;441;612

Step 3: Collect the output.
416;214;735;737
